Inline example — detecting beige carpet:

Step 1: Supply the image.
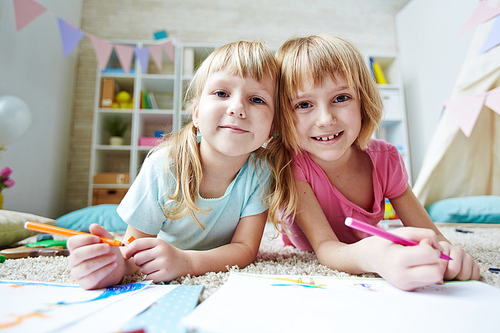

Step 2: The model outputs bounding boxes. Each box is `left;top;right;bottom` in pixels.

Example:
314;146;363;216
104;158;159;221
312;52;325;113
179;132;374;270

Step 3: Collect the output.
1;224;499;301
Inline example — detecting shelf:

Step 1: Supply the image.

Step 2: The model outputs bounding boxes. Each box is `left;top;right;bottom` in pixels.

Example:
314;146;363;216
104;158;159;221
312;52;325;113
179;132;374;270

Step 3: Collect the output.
366;53;411;182
370;56;399;85
89;40;218;205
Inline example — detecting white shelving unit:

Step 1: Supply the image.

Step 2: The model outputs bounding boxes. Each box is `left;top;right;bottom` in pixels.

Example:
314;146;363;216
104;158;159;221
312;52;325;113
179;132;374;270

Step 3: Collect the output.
367;54;412;183
88;40;218;205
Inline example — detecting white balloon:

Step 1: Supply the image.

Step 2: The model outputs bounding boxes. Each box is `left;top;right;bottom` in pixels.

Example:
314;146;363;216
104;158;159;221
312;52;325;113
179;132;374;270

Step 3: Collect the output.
0;96;32;146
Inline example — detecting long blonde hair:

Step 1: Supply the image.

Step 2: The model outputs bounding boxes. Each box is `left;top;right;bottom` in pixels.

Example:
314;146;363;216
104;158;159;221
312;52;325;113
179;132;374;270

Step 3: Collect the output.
272;34;384;225
155;40;280;229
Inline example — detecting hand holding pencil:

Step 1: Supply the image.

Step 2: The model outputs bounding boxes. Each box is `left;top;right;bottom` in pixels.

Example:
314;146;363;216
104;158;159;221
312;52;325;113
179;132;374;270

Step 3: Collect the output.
344;218;451;260
24;221;124;247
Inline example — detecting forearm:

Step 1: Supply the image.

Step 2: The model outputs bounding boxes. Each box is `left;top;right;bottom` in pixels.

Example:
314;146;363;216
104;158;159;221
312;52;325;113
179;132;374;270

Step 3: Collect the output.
314;238;376;275
185;242;259;276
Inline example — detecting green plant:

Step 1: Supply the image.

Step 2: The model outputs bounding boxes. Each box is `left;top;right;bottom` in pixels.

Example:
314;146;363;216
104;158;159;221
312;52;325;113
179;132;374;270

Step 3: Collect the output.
105;116;128;137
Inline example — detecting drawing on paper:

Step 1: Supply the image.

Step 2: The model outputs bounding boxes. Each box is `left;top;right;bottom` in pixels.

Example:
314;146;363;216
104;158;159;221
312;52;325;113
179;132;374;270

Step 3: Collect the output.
270;277;326;289
0;280;149;332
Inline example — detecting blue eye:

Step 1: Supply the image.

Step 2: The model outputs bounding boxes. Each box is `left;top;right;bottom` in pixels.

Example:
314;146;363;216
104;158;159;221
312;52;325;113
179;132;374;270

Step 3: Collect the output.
334;95;350;103
295;102;312;109
215;91;228;98
250;97;265;104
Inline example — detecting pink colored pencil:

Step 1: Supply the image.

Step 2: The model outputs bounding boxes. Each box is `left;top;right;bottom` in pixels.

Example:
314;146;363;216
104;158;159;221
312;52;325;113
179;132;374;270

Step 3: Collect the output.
345;217;452;260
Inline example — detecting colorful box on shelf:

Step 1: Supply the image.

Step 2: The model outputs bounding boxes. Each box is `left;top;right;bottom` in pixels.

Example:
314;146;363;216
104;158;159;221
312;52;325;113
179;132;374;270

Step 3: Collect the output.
139;137;161;147
93;172;130;184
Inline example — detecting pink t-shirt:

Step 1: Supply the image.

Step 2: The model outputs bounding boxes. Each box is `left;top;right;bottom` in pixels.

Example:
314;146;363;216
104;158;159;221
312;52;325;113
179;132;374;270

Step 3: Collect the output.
279;139;409;251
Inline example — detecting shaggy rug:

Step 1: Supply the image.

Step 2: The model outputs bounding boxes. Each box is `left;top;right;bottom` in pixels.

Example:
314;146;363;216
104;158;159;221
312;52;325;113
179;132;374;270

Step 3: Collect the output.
1;224;499;301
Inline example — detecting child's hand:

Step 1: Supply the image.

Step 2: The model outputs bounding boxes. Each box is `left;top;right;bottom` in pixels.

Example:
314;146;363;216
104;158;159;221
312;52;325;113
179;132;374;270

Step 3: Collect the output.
438;241;480;281
123;238;190;283
67;224;125;290
369;227;446;291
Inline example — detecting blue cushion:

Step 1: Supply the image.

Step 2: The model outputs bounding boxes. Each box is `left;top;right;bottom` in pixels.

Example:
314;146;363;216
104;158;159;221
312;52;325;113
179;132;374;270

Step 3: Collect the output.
56;204;128;232
426;196;500;223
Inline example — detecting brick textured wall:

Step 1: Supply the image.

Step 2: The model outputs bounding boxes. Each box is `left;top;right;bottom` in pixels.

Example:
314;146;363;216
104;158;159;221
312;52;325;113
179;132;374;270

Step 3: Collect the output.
65;0;409;213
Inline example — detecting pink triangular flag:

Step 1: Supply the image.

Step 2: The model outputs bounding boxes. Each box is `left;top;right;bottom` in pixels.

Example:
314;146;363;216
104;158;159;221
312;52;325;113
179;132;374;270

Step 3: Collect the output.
445;94;487;137
162;41;175;62
57;18;84;58
459;0;500;36
479;15;500;53
485;86;500;115
88;34;114;70
13;0;47;31
114;44;134;74
149;44;163;71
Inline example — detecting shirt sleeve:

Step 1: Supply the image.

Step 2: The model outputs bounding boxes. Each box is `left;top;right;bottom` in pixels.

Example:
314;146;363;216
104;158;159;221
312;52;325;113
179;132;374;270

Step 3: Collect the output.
240;158;272;218
117;149;169;235
384;144;409;199
293;152;308;182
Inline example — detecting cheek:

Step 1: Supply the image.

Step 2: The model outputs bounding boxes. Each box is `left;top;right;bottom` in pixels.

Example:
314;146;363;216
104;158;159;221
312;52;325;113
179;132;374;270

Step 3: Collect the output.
294;119;309;139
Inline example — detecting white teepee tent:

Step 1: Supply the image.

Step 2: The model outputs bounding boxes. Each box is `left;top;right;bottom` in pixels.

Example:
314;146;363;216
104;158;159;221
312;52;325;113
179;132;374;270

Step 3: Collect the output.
413;3;500;207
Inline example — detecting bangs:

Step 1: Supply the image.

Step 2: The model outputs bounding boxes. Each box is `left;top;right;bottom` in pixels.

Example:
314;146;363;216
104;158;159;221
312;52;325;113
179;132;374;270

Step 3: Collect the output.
280;35;362;99
206;41;278;82
185;40;278;112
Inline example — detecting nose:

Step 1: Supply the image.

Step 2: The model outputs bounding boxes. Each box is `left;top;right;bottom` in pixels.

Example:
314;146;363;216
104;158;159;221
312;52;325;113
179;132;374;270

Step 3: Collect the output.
227;97;246;118
316;105;335;127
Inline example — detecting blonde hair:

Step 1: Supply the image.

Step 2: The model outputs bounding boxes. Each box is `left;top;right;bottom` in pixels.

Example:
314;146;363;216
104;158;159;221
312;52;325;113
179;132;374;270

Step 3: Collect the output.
155;40;281;230
272;34;384;226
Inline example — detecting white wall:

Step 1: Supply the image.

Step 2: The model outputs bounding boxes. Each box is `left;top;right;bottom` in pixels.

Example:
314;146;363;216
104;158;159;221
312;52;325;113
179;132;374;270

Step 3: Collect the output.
396;0;476;183
0;0;83;218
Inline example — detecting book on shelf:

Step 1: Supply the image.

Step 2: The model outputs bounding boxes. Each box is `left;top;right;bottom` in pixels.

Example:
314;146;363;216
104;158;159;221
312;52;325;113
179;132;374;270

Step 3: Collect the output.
370;59;388;85
148;91;158;109
140;91;158;109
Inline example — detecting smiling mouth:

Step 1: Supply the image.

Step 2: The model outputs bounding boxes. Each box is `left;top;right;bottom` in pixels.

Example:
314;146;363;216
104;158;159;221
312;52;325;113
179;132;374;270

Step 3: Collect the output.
220;125;248;133
313;131;343;141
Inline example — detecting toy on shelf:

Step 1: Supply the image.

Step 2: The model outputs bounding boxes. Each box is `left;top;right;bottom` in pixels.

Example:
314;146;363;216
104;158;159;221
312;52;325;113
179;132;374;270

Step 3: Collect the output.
113;91;134;109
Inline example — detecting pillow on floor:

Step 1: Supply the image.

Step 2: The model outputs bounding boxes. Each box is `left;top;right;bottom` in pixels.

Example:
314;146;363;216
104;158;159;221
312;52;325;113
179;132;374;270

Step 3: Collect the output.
426;196;500;223
0;210;56;247
56;204;128;233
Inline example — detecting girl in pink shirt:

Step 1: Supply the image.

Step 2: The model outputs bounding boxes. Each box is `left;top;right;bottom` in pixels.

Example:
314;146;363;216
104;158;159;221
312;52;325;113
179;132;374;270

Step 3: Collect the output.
273;34;479;290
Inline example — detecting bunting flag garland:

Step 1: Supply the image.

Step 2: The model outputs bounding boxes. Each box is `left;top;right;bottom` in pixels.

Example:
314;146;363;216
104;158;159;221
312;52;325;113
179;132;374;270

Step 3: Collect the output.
87;34;114;71
57;18;85;58
13;0;46;31
444;86;500;137
484;86;500;114
444;94;487;138
149;44;164;71
479;15;500;53
459;0;500;36
162;41;176;62
114;44;135;74
445;1;500;137
12;0;175;73
134;46;150;74
458;0;500;55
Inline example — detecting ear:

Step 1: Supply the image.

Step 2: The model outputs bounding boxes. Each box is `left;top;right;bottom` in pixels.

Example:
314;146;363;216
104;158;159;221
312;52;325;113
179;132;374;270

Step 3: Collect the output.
192;105;199;128
268;124;275;139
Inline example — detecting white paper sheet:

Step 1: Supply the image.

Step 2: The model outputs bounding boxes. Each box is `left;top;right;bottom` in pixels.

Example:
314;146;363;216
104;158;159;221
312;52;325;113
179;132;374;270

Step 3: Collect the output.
0;280;152;333
55;285;179;333
183;273;500;333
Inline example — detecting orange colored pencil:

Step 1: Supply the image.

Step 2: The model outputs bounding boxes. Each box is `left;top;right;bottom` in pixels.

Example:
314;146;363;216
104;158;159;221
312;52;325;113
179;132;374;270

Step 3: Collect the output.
24;221;124;247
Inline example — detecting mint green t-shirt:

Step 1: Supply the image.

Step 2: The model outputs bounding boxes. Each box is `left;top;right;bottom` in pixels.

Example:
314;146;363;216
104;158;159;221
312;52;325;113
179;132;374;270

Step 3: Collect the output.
117;147;270;250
